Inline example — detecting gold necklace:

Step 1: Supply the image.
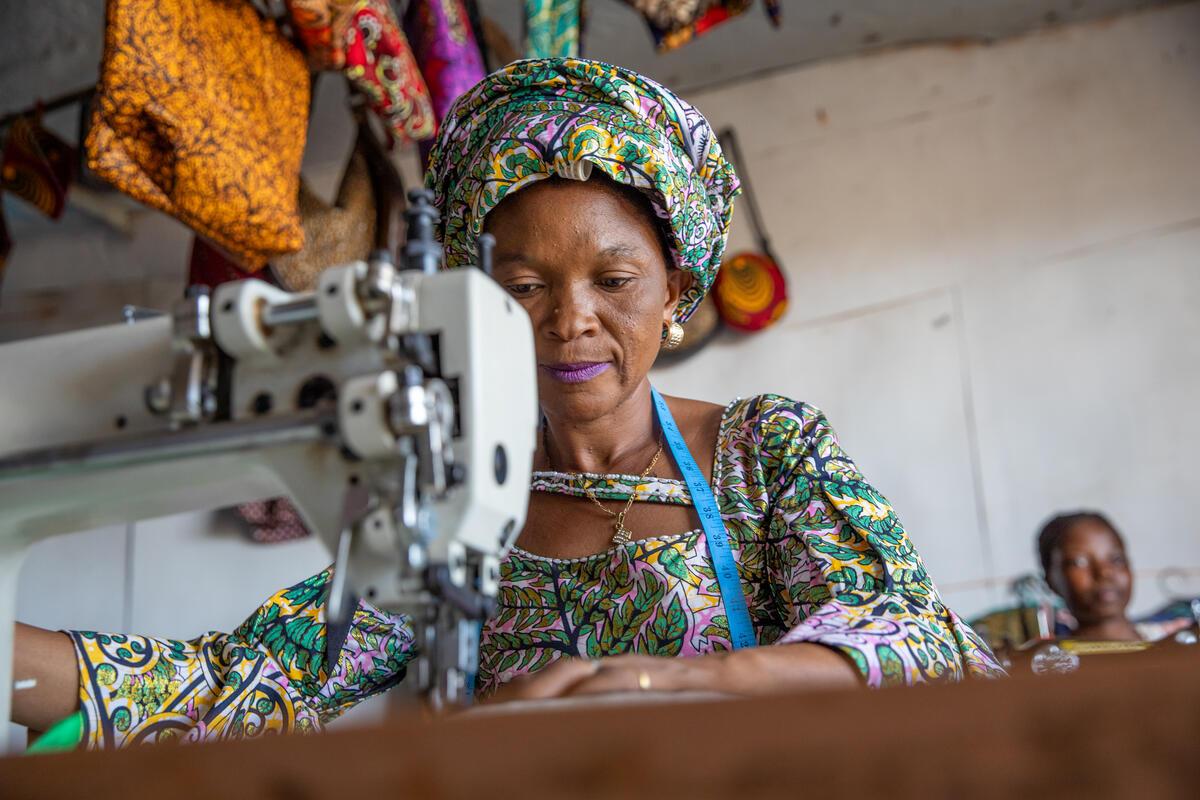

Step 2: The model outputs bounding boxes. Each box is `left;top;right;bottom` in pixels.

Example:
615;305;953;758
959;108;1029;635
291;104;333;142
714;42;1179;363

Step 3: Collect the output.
543;426;664;545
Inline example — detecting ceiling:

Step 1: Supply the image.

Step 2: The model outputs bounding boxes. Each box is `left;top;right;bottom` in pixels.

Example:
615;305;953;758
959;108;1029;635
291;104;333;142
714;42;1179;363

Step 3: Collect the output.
0;0;1180;118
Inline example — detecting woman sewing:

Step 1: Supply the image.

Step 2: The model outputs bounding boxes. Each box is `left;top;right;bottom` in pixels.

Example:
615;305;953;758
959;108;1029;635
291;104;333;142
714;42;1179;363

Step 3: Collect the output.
13;59;1003;748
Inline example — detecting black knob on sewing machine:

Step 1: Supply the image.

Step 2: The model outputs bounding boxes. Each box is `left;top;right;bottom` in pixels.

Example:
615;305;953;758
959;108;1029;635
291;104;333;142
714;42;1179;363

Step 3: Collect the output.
402;189;442;275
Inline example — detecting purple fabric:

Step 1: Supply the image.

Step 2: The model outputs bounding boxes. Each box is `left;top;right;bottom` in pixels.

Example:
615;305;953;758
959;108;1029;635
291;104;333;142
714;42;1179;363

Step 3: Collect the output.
405;0;487;125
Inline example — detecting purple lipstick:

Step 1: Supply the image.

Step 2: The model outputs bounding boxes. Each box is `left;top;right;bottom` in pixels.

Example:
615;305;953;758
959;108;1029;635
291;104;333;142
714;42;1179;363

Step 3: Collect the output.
541;362;611;384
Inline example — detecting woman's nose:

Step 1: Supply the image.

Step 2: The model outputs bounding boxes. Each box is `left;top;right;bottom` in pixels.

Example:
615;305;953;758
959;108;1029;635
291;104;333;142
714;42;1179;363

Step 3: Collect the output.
545;285;598;341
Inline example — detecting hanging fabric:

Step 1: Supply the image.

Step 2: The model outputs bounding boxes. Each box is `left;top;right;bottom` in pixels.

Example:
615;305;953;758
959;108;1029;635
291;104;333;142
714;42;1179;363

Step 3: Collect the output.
284;0;360;69
0;191;12;292
621;0;781;52
1;114;75;219
87;0;310;269
523;0;581;58
343;0;437;143
187;236;262;289
74;90;116;193
404;0;488;125
282;0;437;143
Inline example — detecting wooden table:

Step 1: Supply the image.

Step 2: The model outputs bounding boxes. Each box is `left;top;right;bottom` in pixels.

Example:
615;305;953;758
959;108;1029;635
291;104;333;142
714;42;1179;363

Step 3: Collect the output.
2;646;1197;799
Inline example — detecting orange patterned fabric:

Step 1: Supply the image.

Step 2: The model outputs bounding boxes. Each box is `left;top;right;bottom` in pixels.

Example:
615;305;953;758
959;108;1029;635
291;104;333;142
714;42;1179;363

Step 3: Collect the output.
1;115;75;219
87;0;310;269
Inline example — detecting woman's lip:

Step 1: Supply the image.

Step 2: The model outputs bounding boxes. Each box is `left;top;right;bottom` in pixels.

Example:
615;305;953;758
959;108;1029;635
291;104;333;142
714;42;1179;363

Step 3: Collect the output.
540;362;611;384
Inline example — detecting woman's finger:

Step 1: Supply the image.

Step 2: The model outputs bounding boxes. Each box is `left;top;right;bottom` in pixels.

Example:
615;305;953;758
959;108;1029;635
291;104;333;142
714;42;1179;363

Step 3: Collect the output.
488;657;600;703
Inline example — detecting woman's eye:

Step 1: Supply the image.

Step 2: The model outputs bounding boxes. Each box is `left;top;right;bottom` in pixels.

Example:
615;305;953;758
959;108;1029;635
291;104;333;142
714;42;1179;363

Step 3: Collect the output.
505;283;541;297
598;277;633;290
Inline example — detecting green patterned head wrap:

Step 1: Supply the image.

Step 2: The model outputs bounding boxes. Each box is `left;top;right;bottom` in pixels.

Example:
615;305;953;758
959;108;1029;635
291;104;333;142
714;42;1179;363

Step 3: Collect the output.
425;57;740;322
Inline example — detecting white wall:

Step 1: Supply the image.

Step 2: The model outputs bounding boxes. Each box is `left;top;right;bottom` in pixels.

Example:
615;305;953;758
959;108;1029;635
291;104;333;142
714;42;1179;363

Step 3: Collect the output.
653;3;1200;616
3;4;1199;738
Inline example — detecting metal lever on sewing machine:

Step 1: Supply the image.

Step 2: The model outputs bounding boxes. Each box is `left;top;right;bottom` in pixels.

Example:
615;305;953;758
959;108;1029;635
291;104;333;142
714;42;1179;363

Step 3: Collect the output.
402;189;442;275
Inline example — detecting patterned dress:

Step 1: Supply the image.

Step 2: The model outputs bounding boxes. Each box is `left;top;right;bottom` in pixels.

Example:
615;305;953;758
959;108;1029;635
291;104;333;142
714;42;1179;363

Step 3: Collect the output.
69;394;1002;748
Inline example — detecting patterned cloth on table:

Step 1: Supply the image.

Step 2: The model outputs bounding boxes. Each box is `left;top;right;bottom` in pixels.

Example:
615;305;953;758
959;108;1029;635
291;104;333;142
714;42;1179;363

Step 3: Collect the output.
68;394;1002;749
424;57;740;323
87;0;309;270
524;0;582;58
621;0;781;52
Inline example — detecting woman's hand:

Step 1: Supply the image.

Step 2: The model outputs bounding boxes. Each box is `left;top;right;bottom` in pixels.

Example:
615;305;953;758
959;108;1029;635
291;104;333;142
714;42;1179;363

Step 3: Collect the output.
487;652;725;705
486;644;861;705
559;653;726;697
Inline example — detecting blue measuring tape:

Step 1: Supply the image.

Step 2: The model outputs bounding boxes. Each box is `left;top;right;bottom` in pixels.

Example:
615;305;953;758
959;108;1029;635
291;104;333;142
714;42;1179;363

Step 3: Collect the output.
651;387;756;650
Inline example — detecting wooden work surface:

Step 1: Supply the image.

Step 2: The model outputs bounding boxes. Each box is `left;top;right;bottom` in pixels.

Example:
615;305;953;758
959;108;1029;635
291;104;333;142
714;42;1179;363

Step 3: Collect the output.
2;647;1198;799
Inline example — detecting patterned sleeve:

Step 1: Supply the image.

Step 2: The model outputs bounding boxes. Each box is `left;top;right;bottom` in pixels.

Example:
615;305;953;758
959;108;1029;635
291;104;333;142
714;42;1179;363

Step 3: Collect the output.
67;568;416;748
751;395;1005;686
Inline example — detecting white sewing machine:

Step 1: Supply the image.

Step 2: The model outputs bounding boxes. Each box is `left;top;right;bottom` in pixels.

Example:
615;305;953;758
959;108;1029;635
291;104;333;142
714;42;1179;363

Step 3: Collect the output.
0;191;538;745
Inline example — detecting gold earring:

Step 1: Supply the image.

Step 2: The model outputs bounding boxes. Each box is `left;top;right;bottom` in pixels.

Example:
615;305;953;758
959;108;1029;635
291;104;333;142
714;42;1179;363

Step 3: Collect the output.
663;321;685;350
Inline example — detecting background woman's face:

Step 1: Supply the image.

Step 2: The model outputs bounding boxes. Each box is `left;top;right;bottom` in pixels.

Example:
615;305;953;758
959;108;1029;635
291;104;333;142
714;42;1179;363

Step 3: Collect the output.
1048;520;1133;625
484;177;691;422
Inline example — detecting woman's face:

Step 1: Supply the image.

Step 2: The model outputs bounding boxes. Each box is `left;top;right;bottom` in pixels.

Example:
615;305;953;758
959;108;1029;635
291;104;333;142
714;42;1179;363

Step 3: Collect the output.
1047;520;1133;625
485;177;691;423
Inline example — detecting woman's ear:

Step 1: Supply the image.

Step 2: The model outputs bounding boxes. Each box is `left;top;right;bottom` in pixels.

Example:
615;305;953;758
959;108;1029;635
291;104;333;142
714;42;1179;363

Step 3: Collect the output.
664;268;694;323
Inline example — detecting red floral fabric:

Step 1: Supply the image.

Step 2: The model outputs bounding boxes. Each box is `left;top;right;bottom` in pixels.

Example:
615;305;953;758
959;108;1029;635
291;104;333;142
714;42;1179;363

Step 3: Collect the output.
344;0;436;143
